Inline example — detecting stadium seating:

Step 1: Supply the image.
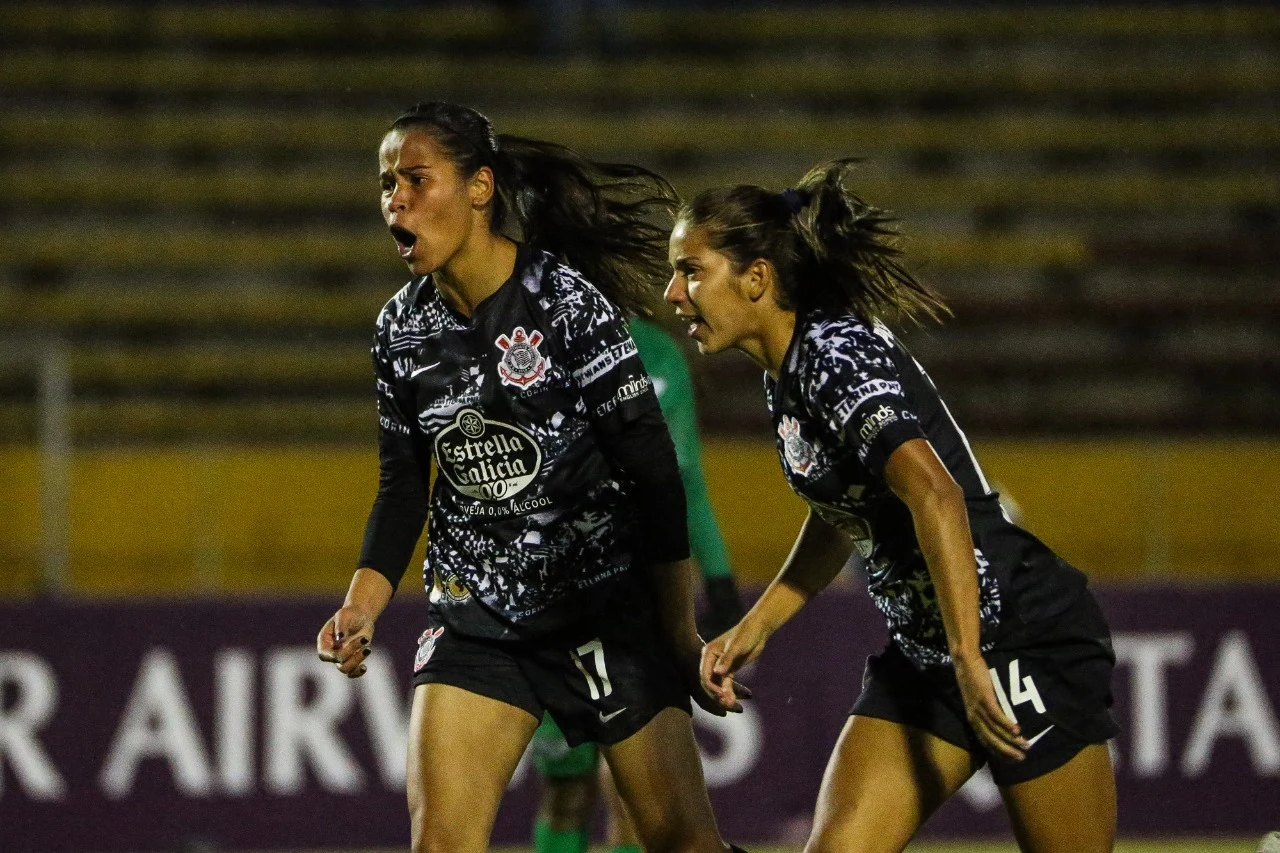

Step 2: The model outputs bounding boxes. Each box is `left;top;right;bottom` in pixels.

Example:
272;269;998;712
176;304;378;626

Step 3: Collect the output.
1;1;1276;444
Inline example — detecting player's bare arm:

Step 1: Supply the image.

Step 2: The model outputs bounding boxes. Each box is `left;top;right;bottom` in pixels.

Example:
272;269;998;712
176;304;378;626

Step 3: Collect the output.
702;509;852;709
884;437;1030;760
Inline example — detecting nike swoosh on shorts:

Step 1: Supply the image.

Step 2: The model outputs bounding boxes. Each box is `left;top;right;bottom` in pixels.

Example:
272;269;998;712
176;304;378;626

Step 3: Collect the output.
1025;724;1055;748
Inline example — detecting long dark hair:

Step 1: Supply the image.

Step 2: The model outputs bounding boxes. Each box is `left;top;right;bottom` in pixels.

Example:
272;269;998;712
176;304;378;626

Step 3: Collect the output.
677;158;949;326
389;101;678;317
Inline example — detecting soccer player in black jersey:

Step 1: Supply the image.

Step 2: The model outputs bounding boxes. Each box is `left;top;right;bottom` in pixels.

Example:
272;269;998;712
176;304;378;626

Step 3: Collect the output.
666;161;1119;853
315;102;737;853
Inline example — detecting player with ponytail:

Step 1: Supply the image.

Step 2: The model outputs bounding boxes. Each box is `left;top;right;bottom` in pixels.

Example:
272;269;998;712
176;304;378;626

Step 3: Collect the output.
670;159;1118;853
316;102;743;853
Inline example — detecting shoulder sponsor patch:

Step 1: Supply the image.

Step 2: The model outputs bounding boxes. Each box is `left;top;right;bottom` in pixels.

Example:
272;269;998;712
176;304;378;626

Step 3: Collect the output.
595;375;652;417
572;339;638;387
495;326;549;388
834;379;904;425
858;403;900;445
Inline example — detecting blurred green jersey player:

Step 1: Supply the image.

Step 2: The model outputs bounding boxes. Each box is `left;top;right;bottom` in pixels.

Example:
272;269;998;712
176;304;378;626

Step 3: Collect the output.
530;316;743;853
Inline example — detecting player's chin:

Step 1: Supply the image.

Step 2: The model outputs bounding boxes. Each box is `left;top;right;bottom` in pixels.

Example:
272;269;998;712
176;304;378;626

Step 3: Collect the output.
695;335;729;356
404;253;441;277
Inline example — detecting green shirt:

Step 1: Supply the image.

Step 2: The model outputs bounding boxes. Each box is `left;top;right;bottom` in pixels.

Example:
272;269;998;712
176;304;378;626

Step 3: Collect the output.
628;317;732;579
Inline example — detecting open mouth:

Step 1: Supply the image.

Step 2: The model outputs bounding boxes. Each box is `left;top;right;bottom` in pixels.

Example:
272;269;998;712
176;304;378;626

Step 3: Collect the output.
677;312;705;338
389;224;417;258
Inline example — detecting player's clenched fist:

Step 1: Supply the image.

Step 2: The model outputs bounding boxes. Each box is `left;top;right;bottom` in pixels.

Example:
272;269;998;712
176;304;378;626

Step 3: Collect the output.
316;604;375;679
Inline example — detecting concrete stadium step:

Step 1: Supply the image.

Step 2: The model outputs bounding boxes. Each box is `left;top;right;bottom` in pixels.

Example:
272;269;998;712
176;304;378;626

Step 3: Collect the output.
0;342;369;390
0;396;374;444
5;48;1276;102
5;107;1276;158
7;3;1278;49
0;288;390;332
5;162;1275;215
0;224;1090;275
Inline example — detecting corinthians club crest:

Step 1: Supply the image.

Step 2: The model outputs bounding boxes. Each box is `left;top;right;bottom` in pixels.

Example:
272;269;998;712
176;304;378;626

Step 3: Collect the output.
495;326;549;388
414;627;445;672
778;414;815;476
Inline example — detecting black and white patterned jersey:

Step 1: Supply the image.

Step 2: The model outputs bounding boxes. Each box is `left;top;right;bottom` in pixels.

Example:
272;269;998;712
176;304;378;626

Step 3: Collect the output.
369;247;675;640
765;310;1086;667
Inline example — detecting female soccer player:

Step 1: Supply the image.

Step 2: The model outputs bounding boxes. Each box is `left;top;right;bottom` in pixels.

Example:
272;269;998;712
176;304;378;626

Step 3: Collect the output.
315;101;736;853
667;161;1119;853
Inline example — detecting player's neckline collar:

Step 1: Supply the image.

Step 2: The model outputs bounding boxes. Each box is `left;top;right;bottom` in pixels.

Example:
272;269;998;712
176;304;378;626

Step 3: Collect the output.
429;244;532;325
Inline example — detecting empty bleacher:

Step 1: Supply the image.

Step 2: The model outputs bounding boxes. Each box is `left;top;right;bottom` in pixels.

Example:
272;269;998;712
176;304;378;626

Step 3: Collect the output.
1;2;1277;442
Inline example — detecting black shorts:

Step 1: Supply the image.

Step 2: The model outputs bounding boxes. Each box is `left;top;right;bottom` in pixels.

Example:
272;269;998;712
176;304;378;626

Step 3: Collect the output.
411;588;691;747
850;588;1119;786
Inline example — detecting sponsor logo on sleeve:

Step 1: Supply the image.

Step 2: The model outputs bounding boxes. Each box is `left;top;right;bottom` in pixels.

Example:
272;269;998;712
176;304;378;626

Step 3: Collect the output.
434;408;542;501
834;379;903;426
778;414;815;476
495;326;549;388
594;375;652;417
572;339;638;387
858;403;899;443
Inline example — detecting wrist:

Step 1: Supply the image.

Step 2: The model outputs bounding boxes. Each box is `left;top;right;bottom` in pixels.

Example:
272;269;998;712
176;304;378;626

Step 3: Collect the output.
740;608;778;641
949;646;985;667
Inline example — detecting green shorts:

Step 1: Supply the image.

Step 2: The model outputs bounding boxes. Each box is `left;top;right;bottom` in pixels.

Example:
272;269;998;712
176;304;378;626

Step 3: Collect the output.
529;713;599;778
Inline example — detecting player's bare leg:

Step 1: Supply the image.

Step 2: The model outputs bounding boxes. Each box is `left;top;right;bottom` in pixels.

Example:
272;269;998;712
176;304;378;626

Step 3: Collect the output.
999;743;1116;853
406;683;540;853
805;715;979;853
600;707;728;853
599;758;643;851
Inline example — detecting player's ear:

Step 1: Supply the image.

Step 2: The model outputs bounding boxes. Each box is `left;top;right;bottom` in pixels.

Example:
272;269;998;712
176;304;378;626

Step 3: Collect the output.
741;258;773;303
468;165;496;208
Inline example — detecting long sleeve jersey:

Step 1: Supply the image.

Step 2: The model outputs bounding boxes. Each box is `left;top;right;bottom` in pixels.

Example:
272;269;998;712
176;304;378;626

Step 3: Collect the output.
628;317;732;581
358;246;688;641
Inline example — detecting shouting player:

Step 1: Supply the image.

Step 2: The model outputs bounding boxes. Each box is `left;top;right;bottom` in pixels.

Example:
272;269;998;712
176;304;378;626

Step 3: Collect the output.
315;102;740;853
668;161;1119;853
529;314;744;853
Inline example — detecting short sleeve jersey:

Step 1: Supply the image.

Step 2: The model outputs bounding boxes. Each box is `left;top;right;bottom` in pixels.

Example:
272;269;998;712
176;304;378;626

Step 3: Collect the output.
765;311;1086;667
373;247;663;640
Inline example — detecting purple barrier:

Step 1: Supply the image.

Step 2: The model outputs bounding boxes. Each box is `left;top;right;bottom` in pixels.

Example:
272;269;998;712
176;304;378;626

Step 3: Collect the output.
2;585;1278;851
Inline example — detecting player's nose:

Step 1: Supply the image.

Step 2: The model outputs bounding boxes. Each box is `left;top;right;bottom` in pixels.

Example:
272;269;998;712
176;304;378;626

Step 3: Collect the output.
663;273;685;306
386;182;411;214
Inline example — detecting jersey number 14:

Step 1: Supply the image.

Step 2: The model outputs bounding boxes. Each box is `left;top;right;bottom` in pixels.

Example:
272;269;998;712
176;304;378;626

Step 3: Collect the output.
988;658;1046;723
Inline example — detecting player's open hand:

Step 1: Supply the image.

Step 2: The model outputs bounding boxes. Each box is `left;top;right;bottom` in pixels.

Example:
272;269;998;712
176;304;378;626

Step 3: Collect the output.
953;651;1029;761
316;604;376;679
699;618;766;713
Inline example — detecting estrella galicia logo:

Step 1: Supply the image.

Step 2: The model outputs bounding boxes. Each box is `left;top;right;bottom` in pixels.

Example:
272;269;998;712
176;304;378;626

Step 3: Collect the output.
434;408;542;500
495;326;549;388
778;414;815;476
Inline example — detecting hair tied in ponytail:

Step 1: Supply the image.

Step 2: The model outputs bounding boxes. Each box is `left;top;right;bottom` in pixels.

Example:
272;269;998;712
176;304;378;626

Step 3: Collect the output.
781;188;807;215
